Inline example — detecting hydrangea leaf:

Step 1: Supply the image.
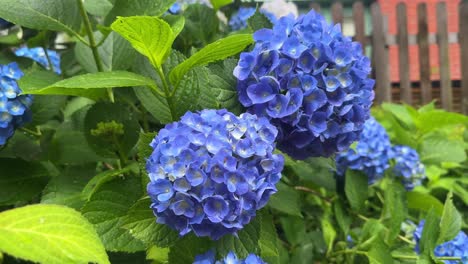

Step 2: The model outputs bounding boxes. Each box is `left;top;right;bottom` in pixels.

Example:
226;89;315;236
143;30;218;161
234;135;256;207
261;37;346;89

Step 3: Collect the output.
344;170;368;211
19;71;156;100
268;182;302;217
419;132;466;164
105;0;176;25
209;0;233;10
0;0;81;35
406;191;444;216
0;159;49;206
75;31;137;73
418;209;440;258
333;199;351;235
321;212;336;255
84;0;113;17
437;192;462;245
358;219;385;250
259;212;280;264
366;238;393;264
168;235;213;264
415;110;468;134
82;176;145;252
382;181;406;245
121;197;180;248
0;204;109;264
169;34;253;85
111;16;175;69
177;4;219;49
248;10;273;32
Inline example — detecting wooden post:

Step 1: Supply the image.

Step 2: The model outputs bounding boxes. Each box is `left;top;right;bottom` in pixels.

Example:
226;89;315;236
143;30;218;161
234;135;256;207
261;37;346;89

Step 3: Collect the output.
397;3;411;104
332;2;344;26
417;3;432;104
371;2;391;103
353;2;366;48
460;2;468;114
436;2;452;111
310;3;321;13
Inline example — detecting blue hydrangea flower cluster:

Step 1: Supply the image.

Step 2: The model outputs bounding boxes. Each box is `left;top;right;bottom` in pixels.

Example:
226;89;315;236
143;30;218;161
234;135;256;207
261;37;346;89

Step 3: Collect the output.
335;117;392;184
14;47;61;74
228;7;277;31
146;109;284;240
391;145;426;190
0;62;33;146
234;10;375;159
194;250;266;264
168;0;211;14
414;220;468;264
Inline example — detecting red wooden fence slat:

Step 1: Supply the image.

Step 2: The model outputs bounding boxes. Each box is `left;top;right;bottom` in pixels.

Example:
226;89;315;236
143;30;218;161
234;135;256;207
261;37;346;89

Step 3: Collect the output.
396;3;411;104
460;2;468;114
331;2;344;26
417;3;432;104
436;2;452;111
353;2;366;48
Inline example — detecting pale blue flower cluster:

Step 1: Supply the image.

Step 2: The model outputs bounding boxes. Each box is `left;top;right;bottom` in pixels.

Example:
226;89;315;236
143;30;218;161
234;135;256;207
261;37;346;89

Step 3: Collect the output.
0;63;33;146
15;47;61;74
414;220;468;264
234;10;375;159
146;109;284;240
391;145;426;190
194;250;266;264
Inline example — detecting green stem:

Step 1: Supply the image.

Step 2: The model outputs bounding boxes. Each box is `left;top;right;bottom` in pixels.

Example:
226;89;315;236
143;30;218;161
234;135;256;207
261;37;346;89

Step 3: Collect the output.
155;66;171;97
294;186;333;204
42;34;56;74
76;0;114;102
20;127;41;137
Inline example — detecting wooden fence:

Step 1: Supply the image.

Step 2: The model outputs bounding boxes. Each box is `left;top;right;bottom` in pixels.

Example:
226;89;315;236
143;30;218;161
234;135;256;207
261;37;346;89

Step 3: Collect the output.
309;1;468;114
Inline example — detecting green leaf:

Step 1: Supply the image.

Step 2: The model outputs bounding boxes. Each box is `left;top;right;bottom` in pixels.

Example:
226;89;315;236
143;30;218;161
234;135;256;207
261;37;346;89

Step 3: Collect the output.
41;164;96;209
168;235;213;264
268;182;302;217
381;103;416;130
0;204;109;264
84;102;140;158
84;0;113;17
419;209;440;258
137;132;157;184
415;110;468;134
359;219;385;250
82;176;145;252
382;181;406;245
20;71;156;100
111;16;175;69
437;193;462;244
248;10;273;32
367;238;393;264
121;197;179;248
333;199;351;234
345;170;368;211
209;0;233;10
169;34;253;85
419;132;467;164
81;165;135;201
105;0;176;25
18;68;61;94
259;212;280;264
321;213;336;254
216;214;262;258
175;4;219;49
285;156;336;191
28;95;68;126
75;31;137;73
0;159;49;206
0;0;81;35
406;191;444;216
280;216;305;247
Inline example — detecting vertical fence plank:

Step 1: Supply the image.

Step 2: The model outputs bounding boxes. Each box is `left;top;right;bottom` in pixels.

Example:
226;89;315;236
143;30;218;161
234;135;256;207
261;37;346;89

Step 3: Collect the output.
397;3;411;104
436;2;452;111
371;2;391;103
353;2;366;47
417;3;432;104
310;3;321;13
460;2;468;114
332;2;344;26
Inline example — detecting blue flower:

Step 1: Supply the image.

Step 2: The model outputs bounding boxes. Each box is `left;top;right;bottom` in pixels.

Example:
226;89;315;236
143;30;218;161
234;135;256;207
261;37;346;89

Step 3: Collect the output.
391;145;426;190
193;250;266;264
414;220;468;264
229;7;278;31
168;0;211;14
146;109;284;240
14;47;61;74
0;62;32;146
336;117;392;184
235;10;374;159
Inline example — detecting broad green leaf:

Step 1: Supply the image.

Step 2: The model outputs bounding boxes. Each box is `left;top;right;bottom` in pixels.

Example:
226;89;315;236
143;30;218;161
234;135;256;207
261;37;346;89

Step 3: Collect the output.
137;132;157;186
333;199;351;235
111;16;175;69
82;176;145;252
248;10;273;31
259;212;280;264
359;219;385;250
164;15;186;39
437;193;462;244
280;217;305;247
0;159;49;205
175;4;219;49
285;156;336;191
82;165;136;201
419;209;440;258
41;164;96;209
0;204;109;264
0;132;41;161
29;95;68;126
147;246;169;264
367;238;393;264
75;31;137;73
345;170;368;211
419;132;466;164
209;0;233;10
381;103;416;130
169;34;253;85
321;214;336;254
0;0;81;35
84;0;114;17
269;182;302;217
416;110;468;134
121;198;179;248
168;235;213;264
105;0;176;25
18;68;61;95
84;102;140;158
406;191;444;215
382;181;406;245
20;71;156;100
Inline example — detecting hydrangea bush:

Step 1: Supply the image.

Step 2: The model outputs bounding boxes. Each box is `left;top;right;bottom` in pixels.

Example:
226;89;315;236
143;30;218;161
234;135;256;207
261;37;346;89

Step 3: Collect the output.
0;1;466;264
